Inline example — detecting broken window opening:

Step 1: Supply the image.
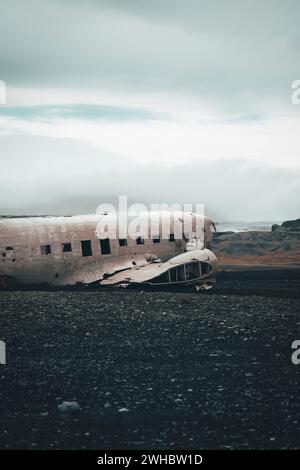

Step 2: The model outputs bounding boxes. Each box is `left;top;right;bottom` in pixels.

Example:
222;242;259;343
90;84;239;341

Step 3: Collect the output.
136;236;144;245
100;238;111;255
62;243;72;253
5;246;13;251
40;244;51;255
151;271;169;284
177;265;186;281
169;267;177;282
81;240;92;257
169;263;202;283
169;234;175;242
119;239;128;247
200;262;211;275
152;235;160;244
185;262;201;280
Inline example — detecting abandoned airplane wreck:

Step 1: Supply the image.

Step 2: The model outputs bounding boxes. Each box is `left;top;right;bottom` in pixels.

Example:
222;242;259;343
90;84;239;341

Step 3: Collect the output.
0;212;218;289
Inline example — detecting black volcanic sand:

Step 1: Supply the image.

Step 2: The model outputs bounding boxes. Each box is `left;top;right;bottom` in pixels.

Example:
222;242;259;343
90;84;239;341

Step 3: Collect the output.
213;268;300;298
0;273;300;449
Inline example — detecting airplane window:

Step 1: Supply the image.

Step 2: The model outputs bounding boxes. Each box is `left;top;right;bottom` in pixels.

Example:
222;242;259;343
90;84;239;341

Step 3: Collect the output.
152;235;160;244
119;239;128;247
136;236;144;245
185;262;200;280
169;266;186;282
81;240;92;257
40;244;51;255
151;271;169;284
177;265;186;281
170;268;177;282
100;238;111;255
200;262;211;275
62;243;72;253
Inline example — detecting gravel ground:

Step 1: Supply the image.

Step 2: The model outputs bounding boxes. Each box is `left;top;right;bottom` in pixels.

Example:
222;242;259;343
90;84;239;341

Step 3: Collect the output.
0;274;300;449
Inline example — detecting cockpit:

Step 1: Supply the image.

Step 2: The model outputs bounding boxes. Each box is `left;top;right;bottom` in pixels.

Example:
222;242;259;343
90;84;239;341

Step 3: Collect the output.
148;261;213;285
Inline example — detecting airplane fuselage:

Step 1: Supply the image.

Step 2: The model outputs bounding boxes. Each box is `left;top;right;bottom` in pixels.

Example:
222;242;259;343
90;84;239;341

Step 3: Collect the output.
0;213;217;287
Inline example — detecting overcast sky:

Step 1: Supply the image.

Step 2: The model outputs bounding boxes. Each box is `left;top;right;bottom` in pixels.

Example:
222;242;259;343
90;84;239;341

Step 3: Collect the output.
0;0;300;221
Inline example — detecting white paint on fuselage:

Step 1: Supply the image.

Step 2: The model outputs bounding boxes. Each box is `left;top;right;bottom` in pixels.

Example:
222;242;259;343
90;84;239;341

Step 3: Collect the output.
0;213;194;285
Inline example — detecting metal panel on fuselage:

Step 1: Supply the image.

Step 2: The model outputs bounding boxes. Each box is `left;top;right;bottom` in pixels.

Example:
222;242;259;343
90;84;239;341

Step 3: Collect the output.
0;215;185;285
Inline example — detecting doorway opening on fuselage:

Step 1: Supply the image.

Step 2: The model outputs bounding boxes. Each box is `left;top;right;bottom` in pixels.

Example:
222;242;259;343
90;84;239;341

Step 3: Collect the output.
100;238;111;255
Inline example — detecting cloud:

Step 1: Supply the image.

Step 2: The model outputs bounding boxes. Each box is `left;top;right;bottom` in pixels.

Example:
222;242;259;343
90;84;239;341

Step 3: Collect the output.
0;0;300;220
0;0;299;110
0;104;169;121
0;133;299;221
1;106;300;170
